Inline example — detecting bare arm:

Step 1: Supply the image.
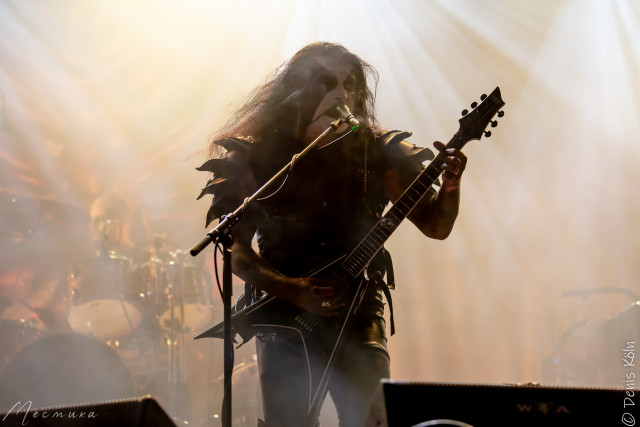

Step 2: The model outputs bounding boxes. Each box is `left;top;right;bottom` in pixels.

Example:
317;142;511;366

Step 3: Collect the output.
230;219;343;315
385;141;467;240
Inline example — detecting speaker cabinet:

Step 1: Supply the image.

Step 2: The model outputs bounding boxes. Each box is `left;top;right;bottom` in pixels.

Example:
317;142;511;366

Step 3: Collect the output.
366;380;638;427
0;396;176;427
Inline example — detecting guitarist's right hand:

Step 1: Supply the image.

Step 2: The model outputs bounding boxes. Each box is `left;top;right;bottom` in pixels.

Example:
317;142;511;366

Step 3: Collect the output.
284;277;344;316
230;239;344;316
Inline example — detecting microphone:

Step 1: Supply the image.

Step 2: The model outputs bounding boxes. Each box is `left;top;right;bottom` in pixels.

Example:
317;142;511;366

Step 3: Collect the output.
326;103;360;130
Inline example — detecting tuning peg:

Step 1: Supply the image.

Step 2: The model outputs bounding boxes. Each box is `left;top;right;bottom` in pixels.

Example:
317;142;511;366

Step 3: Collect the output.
490;120;498;128
497;110;505;117
480;94;487;101
461;109;469;116
471;101;478;109
484;131;492;138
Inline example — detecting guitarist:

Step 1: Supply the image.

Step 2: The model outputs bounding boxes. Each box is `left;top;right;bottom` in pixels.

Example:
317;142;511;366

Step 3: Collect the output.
198;42;467;427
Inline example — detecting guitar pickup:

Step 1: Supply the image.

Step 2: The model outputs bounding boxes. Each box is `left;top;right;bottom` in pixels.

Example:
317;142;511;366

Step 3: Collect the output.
295;314;317;332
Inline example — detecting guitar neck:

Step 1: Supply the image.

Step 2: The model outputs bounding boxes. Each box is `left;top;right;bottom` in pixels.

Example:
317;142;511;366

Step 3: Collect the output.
340;131;466;278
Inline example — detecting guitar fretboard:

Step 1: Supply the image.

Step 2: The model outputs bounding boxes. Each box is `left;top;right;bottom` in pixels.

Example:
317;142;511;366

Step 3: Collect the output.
340;132;466;278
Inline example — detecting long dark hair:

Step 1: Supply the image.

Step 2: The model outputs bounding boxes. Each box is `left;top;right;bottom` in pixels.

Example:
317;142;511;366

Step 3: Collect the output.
209;42;379;156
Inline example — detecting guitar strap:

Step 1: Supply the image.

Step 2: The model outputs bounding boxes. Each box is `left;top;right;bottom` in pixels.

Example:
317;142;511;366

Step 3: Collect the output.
381;247;395;335
371;247;396;336
382;246;395;290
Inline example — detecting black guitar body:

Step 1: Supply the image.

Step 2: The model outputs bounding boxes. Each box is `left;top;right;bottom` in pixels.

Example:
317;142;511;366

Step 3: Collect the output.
198;255;370;422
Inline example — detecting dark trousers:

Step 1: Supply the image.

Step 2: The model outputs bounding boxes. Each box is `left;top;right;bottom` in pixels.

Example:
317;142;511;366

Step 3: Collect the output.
256;316;389;427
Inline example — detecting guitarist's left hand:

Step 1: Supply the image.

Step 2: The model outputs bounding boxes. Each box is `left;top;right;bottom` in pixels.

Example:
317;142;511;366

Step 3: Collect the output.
397;141;466;240
434;140;467;191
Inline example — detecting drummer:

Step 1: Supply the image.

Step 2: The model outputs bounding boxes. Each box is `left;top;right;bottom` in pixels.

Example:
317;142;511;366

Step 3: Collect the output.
89;191;151;264
66;191;157;339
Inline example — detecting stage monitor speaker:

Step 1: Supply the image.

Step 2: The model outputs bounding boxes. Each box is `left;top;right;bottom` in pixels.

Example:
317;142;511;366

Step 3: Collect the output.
0;395;176;427
366;380;638;427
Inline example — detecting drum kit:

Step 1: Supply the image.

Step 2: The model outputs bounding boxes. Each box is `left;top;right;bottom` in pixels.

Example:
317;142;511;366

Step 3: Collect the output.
0;194;218;418
65;247;214;341
544;289;640;388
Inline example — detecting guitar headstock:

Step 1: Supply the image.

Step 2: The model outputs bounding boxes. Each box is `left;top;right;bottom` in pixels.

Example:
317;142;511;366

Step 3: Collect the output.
454;87;505;149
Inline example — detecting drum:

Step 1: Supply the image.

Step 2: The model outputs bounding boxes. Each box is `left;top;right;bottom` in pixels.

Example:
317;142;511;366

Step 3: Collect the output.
0;333;135;411
0;318;44;374
130;256;164;309
105;319;168;382
67;253;143;340
552;316;617;387
613;301;640;344
157;256;213;333
208;358;260;426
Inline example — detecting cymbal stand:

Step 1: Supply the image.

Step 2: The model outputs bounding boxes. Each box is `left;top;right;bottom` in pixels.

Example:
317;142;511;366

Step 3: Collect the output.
101;220;137;338
164;252;188;421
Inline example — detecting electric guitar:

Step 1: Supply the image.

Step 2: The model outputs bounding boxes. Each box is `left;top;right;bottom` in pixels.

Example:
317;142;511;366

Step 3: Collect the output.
196;86;506;426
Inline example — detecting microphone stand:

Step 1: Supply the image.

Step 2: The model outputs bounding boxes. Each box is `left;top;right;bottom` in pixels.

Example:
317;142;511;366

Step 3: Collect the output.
190;117;346;427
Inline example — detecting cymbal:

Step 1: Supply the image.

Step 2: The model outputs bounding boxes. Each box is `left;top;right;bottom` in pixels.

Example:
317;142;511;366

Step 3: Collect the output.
0;294;12;312
615;300;640;317
135;234;178;252
613;301;640;339
213;359;258;385
0;193;89;236
0;193;90;273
